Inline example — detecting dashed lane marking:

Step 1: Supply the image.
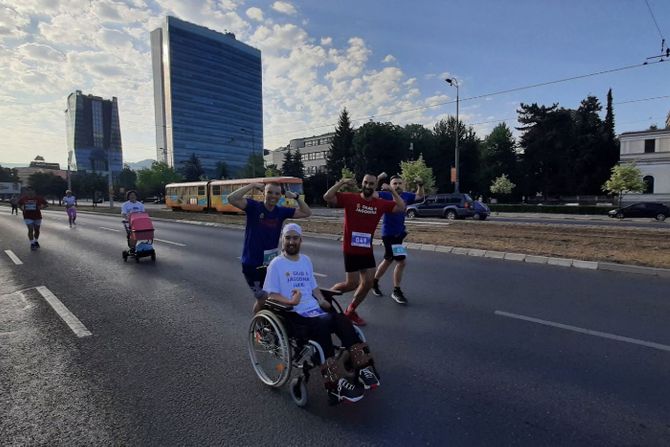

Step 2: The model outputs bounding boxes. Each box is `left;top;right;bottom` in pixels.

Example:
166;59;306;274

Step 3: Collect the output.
154;238;186;247
495;310;670;353
314;272;327;278
35;286;92;338
4;250;23;265
99;226;121;232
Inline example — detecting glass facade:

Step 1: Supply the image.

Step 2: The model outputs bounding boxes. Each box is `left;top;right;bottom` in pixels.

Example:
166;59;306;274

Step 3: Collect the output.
152;16;263;178
65;90;123;175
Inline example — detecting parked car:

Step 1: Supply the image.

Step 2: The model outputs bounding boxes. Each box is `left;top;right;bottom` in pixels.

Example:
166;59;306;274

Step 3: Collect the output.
472;201;490;220
405;193;475;220
608;202;669;221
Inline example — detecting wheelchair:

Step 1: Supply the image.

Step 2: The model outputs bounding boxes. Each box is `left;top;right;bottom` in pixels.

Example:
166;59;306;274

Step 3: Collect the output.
247;289;368;407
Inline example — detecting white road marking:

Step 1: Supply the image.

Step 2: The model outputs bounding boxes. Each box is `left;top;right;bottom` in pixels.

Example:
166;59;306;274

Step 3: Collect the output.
314;272;327;278
4;250;23;265
154;238;186;247
495;310;670;353
35;286;92;338
99;226;121;232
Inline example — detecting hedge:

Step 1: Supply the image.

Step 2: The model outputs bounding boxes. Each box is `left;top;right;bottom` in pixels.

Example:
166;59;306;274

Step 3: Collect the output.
488;204;613;215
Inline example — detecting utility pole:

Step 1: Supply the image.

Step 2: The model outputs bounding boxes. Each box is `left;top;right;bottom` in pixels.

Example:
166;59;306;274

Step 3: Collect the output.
107;149;114;208
445;78;460;193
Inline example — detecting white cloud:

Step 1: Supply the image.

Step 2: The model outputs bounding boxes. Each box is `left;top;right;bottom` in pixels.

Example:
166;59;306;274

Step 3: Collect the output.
271;1;297;15
382;54;396;63
245;7;264;22
320;36;332;46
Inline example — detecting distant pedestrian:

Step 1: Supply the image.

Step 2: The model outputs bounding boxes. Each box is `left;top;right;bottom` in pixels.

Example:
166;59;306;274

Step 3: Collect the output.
9;194;19;215
63;190;77;227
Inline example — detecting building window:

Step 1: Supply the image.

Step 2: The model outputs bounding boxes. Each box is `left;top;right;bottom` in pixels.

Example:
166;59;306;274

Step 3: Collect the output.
644;139;655;153
643;176;654;194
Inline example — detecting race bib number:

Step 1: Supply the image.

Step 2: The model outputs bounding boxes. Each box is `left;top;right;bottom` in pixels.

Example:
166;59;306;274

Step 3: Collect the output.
392;244;407;256
263;248;279;265
351;232;372;248
24;202;37;210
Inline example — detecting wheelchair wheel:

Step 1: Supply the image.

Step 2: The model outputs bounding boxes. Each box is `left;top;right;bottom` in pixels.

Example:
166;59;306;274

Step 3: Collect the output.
290;377;308;407
248;310;291;388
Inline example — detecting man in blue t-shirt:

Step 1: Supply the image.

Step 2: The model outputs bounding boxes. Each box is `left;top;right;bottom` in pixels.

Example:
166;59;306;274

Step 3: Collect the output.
228;181;312;312
372;174;424;304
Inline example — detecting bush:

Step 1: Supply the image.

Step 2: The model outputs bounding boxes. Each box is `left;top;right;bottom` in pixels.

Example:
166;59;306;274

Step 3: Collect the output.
488;204;612;215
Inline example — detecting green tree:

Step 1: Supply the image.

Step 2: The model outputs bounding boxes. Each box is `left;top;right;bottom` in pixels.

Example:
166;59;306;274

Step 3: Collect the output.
399;155;435;193
28;172;67;202
602;163;645;208
265;164;281;177
117;164;137;191
137;161;183;198
180;153;205;181
302;171;329;205
215;161;229;179
240;153;265;178
72;172;107;201
351;121;408;179
0;165;19;183
326;108;355;177
490;174;516;201
480;123;518;199
403;124;435;162
281;148;304;178
339;167;358;192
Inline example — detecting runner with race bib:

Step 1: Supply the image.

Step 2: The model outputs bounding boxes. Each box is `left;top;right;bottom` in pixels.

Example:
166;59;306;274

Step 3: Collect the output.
323;173;405;326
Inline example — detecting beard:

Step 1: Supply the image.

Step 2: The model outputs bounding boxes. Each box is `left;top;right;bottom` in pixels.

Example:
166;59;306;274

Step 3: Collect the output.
285;244;300;255
362;187;374;197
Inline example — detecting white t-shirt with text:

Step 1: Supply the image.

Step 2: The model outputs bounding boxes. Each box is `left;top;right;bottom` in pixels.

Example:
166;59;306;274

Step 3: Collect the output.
63;196;76;207
263;254;326;318
121;200;145;216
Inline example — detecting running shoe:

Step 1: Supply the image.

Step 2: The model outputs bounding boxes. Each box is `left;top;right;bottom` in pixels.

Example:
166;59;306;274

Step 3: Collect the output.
391;287;407;305
371;280;383;297
345;307;366;326
328;378;364;403
33;241;40;249
30;242;37;251
358;366;380;389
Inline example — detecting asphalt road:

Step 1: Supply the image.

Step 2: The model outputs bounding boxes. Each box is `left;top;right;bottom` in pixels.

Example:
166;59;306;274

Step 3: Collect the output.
1;208;670;446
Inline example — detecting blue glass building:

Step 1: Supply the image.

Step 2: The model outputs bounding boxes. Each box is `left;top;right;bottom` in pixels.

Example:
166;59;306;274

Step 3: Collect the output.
65;90;123;175
151;16;263;178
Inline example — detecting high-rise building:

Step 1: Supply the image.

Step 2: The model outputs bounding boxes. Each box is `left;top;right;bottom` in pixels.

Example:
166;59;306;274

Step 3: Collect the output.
65;90;123;175
151;16;263;178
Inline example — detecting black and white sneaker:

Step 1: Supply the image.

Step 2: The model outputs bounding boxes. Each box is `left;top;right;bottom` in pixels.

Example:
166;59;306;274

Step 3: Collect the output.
30;242;37;251
329;378;364;403
371;280;383;297
33;241;40;249
358;366;380;389
391;288;407;305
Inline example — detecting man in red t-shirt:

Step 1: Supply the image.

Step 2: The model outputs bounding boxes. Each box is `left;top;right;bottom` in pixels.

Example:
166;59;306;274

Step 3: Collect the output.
17;187;48;250
323;174;405;326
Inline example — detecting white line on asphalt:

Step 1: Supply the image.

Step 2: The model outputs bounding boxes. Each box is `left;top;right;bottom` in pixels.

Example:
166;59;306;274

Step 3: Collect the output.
35;286;92;338
99;226;121;232
154;238;186;247
4;250;23;265
314;272;327;278
495;310;670;353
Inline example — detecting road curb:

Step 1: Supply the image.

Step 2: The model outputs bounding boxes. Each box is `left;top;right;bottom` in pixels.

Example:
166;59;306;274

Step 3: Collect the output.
70;209;670;279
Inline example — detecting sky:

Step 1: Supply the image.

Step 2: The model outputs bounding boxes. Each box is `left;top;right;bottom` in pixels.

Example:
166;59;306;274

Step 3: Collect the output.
0;0;668;166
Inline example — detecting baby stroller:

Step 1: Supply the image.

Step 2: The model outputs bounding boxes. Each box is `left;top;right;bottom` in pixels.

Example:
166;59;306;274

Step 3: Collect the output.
122;212;156;263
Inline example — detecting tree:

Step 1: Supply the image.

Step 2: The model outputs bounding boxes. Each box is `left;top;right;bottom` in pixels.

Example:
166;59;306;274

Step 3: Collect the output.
117;164;137;191
602;163;645;208
480;123;518;199
326;108;355;177
351;121;408;179
490;174;516;201
180;153;205;181
137;161;183;198
302;171;329;205
399;155;436;194
0;165;19;183
339;167;358;192
403;124;435;162
239;153;265;178
215;161;229;179
605;88;615;139
265;164;281;177
71;172;107;201
28;172;67;202
281;148;304;178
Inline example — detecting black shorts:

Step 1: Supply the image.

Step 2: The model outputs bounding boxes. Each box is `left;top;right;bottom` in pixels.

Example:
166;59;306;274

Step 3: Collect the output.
382;232;408;261
242;264;268;300
344;253;376;273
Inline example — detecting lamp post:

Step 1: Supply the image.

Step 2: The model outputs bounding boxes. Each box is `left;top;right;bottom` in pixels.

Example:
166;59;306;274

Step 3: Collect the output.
107;149;114;208
445;78;460;193
240;127;256;177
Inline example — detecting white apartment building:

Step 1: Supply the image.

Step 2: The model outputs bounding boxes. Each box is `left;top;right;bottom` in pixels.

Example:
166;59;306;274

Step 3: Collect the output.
264;132;334;177
619;127;670;204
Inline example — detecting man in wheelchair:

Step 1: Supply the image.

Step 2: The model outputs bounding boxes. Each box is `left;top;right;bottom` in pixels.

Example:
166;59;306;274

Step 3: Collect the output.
263;223;380;403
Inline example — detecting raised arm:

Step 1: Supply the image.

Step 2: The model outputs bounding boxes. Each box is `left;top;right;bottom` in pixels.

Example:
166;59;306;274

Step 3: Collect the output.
286;191;312;218
381;183;406;213
415;178;425;202
228;182;264;210
323;178;356;206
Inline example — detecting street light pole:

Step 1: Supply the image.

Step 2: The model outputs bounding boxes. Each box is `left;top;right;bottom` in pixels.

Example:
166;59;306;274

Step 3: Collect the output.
107;149;114;208
445;78;460;193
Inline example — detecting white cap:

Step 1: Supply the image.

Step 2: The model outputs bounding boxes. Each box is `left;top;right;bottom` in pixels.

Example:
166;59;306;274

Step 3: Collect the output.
281;223;302;236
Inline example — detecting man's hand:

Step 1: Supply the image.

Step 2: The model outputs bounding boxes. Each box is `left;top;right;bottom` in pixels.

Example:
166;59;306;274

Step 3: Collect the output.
415;177;424;186
378;172;388;181
340;178;357;187
285;190;298;199
381;183;391;191
252;182;265;191
290;289;302;305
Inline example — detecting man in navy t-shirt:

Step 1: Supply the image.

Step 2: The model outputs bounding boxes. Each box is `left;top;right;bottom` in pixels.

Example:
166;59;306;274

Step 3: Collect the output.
228;181;312;312
372;174;424;304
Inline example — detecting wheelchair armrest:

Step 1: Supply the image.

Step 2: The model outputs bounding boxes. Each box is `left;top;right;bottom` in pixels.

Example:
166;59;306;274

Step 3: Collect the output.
319;288;343;303
264;299;293;313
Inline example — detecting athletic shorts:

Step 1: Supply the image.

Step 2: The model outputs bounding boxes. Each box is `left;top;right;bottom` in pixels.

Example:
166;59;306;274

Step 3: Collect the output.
24;219;42;226
242;264;268;300
66;207;77;218
343;253;376;273
382;232;408;261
